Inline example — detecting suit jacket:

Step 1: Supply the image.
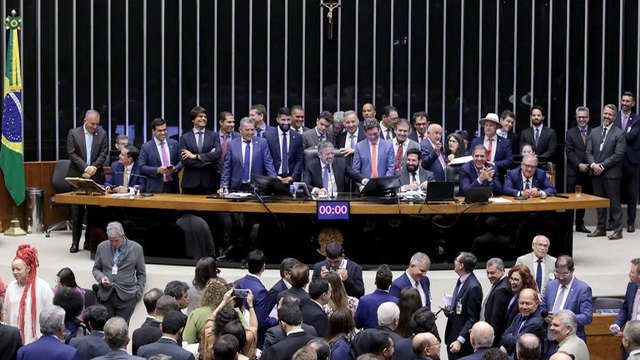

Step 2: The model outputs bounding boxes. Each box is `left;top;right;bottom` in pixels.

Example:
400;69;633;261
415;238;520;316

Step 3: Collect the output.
469;136;514;174
519;126;558;159
0;322;22;360
268;279;289;312
304;157;365;193
220;136;277;191
335;128;366;148
458;347;491;360
615;111;640;165
262;323;317;353
515;253;557;291
408;131;427;144
66;126;109;182
276;287;311;310
138;138;184;193
420;139;447;181
354;290;399;329
483;277;514;346
260;331;317;360
69;331;109;360
585;125;627;179
444;273;483;357
393;139;421;170
500;307;545;355
503;131;520;155
17;335;81;360
390;273;431;309
398;167;435;187
352;327;402;358
502;167;556;196
302;127;334;149
352;139;396;181
92;239;147;302
540;277;593;340
234;274;271;348
137;337;195;360
131;321;162;356
457;162;503;196
92;349;145;360
392;336;416;360
615;282;640;327
255;124;275;138
565;126;592;177
179;129;217;190
301;301;329;337
312;259;365;298
104;161;147;191
264;128;304;181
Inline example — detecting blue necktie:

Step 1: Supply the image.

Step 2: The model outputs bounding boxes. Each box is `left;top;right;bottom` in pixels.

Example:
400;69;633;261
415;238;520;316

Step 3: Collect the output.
534;128;540;147
281;132;289;175
113;248;120;265
243;140;251;182
323;166;329;190
536;259;543;292
86;132;93;165
256;128;263;138
452;279;461;304
350;134;356;149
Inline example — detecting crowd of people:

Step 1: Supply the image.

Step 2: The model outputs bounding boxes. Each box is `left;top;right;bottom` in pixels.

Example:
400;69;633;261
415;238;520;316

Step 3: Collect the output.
1;228;640;360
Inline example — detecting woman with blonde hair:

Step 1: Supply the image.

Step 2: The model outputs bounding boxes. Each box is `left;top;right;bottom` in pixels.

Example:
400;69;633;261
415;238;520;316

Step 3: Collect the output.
183;277;228;344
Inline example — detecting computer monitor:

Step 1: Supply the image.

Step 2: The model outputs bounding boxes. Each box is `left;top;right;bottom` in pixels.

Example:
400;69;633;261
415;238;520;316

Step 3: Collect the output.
424;182;456;202
464;187;492;204
359;175;401;197
251;174;293;197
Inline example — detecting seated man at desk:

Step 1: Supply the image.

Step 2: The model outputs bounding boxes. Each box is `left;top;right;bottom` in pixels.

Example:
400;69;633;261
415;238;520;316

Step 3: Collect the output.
503;154;556;198
104;145;146;193
458;145;502;196
304;141;368;195
398;148;435;192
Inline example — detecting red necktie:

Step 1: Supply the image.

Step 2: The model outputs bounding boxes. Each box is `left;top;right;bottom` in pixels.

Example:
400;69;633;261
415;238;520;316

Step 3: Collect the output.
395;143;404;171
219;134;228;172
372;143;378;178
487;138;493;161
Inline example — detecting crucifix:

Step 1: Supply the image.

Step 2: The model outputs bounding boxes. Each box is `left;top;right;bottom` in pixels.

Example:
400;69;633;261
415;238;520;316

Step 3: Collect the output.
320;2;341;39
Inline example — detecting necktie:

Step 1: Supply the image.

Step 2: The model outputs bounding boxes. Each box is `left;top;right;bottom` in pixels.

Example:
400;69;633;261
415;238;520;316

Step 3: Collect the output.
350;134;356;149
452;279;462;304
220;134;228;172
534;128;540;147
623;114;629;130
631;289;640;320
526;179;531;190
602;127;608;144
86;132;93;165
197;131;203;153
536;259;543;292
439;153;447;169
113;248;120;265
256;128;263;138
281;132;289;175
123;167;129;188
243;140;251;182
323;166;329;190
581;128;586;145
160;141;173;181
419;134;425;143
487;137;493;161
320;134;325;143
371;143;378;178
412;172;418;183
518;318;527;335
395;143;404;171
386;130;392;140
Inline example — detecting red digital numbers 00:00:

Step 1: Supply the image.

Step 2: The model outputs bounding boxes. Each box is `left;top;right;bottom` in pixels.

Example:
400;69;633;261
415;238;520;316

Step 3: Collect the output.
318;205;348;215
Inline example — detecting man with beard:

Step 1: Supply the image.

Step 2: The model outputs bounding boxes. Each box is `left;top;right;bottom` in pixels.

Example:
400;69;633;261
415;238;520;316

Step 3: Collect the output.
398;148;435;191
265;107;304;184
614;92;640;233
519;106;557;159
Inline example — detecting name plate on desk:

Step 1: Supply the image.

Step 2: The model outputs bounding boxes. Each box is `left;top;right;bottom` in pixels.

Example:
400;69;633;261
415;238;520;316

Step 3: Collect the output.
317;201;350;220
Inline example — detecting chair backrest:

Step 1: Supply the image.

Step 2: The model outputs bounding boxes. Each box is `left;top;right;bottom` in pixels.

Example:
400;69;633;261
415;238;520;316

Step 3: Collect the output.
52;160;74;193
304;148;345;167
593;297;624;311
83;288;98;308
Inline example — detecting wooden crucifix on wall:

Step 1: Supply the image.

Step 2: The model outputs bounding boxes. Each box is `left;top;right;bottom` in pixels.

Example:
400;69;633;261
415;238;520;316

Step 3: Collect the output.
320;2;341;39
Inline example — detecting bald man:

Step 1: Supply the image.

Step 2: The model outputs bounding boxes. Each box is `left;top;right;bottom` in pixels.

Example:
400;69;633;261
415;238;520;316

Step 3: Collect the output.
500;289;545;357
413;332;441;360
516;333;541;360
458;322;494;360
549;353;574;360
515;235;557;292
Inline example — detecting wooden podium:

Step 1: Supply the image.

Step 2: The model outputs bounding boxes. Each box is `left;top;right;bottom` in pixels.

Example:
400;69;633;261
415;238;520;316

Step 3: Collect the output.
586;313;622;360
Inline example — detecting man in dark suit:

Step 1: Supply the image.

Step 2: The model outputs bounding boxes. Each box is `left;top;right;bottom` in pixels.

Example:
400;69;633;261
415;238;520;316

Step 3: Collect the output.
0;297;22;360
458;145;503;196
233;250;271;348
444;252;483;360
610;258;640;336
132;295;180;355
420;123;447;181
137;288;164;328
353;118;396;181
362;102;377;120
218;117;277;193
178;106;217;194
69;305;110;360
503;155;556;197
264;107;304;184
290;105;309;135
566;106;593;233
17;305;81;360
409;111;429;143
302;111;334;149
356;264;398;329
352;302;402;354
458;321;495;360
263;296;318;352
276;263;312;309
499;288;545;357
302;278;331;337
137;311;194;360
104;146;146;193
268;258;301;311
93;317;145;360
586;104;627;240
66;109;109;253
615;92;640;233
138;118;183;193
312;241;365;298
519;105;558;159
379;105;399;141
481;258;513;346
92;221;147;324
260;304;318;360
250;104;273;138
412;332;441;360
335;111;366;164
469;113;513;177
398;148;436;192
304;141;366;195
390;252;431;308
497;110;520;155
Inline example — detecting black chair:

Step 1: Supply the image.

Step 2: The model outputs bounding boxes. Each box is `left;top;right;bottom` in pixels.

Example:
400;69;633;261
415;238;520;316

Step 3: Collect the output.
593;297;624;311
46;160;76;237
83;288;98;308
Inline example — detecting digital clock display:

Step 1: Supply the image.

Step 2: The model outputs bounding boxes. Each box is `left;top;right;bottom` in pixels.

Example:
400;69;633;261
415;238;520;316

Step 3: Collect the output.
317;201;350;220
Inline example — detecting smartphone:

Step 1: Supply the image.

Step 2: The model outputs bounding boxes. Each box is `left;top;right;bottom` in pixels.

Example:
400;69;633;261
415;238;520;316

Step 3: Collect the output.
233;289;249;298
166;165;175;169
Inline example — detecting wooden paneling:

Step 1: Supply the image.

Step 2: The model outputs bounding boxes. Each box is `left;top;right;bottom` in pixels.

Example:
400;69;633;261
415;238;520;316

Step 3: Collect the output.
585;314;623;360
0;162;68;232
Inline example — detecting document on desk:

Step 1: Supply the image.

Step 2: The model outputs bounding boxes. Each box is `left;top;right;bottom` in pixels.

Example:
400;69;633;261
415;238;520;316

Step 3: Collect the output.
225;192;253;198
108;192;134;197
489;197;512;203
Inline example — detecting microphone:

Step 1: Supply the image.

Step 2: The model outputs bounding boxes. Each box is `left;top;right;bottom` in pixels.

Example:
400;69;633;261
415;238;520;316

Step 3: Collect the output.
541;309;549;318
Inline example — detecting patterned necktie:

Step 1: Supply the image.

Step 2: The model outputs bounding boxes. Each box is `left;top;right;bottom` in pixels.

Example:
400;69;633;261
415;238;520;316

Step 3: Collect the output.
371;143;378;178
412;172;418;184
395;143;404;171
86;132;93;165
160;141;172;181
243;140;251;182
602;127;608;144
623;114;629;130
220;134;228;172
281;132;289;175
534;128;540;147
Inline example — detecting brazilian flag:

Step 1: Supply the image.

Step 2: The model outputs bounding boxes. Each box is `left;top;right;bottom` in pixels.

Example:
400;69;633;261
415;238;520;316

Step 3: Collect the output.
0;13;25;206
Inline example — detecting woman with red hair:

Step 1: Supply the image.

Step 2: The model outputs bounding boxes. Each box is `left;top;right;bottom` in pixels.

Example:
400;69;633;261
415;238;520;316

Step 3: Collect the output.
2;244;54;343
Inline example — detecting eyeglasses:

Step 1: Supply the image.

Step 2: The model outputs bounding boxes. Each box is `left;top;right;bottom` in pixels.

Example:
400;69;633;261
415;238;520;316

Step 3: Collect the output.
508;277;521;283
533;243;549;248
426;341;441;348
554;272;572;278
522;164;537;169
575;116;588;119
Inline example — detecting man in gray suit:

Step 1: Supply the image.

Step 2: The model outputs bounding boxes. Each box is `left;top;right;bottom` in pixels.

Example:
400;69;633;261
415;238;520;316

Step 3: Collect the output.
398;148;435;192
392;119;420;172
515;236;557;293
92;317;144;360
302;111;334;149
586;104;627;240
92;221;147;323
66;109;109;253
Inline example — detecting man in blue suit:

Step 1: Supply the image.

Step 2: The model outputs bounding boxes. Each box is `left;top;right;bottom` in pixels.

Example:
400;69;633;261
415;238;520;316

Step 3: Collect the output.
264;107;304;184
390;252;431;308
352;118;396;183
218;117;277;193
420;123;447;181
468;113;513;177
355;264;398;329
610;258;640;337
233;250;271;349
104;146;146;193
137;311;195;360
178;106;218;194
17;306;81;360
458;145;502;196
499;289;545;357
250;104;273;138
614;92;640;233
69;305;110;360
503;155;556;197
93;317;145;360
139;118;183;193
540;255;593;346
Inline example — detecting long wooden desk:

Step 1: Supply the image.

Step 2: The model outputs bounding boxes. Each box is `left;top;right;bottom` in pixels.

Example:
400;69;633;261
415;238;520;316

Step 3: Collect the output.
586;313;623;360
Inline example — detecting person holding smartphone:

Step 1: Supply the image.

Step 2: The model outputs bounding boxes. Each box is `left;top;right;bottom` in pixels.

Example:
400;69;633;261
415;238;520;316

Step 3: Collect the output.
139;118;183;193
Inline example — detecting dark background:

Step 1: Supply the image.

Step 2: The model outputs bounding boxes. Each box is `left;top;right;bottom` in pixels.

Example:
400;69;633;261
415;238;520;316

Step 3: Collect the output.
2;0;639;191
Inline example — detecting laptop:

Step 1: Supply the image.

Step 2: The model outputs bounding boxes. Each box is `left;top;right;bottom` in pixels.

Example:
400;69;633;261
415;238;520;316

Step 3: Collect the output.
425;182;456;202
464;187;492;204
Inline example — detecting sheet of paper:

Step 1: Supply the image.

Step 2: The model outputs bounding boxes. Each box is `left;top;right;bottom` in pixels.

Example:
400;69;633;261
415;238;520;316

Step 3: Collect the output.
443;293;453;307
183;342;199;354
489;197;512;203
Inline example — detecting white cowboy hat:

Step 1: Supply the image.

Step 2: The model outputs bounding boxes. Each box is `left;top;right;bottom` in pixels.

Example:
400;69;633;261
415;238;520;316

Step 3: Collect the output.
478;113;503;129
